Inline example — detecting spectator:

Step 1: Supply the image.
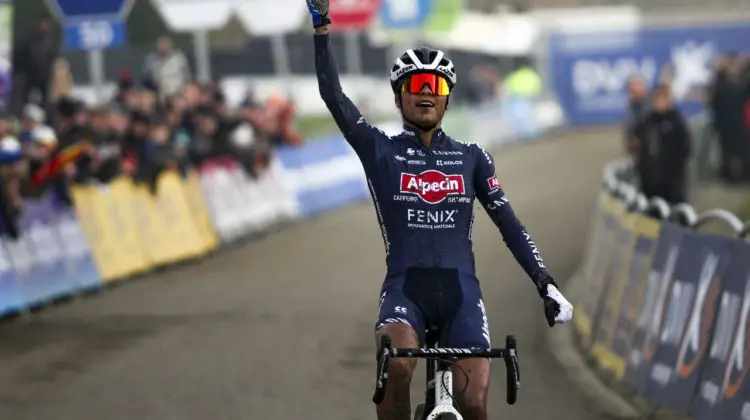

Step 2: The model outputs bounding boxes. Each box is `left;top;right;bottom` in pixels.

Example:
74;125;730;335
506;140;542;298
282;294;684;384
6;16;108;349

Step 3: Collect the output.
87;107;122;183
19;104;56;176
624;75;650;155
633;85;692;205
14;16;58;108
187;109;219;166
142;36;192;99
709;53;747;182
0;110;25;236
464;65;500;106
140;119;181;190
50;58;73;108
113;70;135;108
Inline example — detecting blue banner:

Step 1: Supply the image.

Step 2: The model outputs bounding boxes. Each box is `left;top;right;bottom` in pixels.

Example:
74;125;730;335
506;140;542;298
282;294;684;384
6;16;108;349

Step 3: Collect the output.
625;222;685;393
7;198;75;307
274;135;369;218
380;0;432;29
549;23;750;125
0;238;21;316
641;232;734;412
53;204;101;292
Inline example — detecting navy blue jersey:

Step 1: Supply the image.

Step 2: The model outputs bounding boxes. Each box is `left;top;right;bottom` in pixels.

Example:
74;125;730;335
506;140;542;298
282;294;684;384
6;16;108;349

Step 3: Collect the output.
314;33;549;284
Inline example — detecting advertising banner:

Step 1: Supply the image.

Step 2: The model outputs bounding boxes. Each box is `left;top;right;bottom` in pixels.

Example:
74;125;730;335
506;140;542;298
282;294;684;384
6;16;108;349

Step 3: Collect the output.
573;194;624;347
132;184;174;266
183;172;219;253
591;210;637;375
328;0;380;30
71;184;125;281
608;214;661;381
625;222;685;393
274;136;368;218
8;198;73;307
0;236;21;316
641;232;734;412
693;241;750;420
549;23;750;125
53;202;101;292
590;212;661;381
198;159;246;242
106;179;151;278
380;0;432;30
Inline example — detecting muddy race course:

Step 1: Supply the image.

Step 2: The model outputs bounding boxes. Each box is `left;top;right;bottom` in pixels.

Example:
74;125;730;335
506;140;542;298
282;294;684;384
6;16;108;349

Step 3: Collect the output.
0;126;624;419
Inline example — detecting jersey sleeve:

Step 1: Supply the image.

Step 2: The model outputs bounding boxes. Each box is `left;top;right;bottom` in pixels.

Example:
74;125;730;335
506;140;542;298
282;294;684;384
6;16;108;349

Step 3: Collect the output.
472;144;550;283
314;33;383;160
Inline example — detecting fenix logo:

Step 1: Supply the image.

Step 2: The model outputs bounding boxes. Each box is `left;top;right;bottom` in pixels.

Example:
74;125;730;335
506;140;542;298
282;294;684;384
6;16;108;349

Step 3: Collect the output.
400;170;465;204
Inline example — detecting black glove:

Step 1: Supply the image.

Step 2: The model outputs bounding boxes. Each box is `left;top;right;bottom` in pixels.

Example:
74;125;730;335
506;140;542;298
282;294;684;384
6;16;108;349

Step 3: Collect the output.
306;0;331;28
534;274;562;328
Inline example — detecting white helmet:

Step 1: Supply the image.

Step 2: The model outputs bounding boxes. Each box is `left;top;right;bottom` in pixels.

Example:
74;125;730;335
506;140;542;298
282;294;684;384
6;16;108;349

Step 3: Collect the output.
389;47;457;93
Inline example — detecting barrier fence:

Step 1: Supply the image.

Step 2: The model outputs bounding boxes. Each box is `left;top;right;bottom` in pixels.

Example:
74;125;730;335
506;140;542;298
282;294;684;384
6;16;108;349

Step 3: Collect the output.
0;98;564;319
569;159;750;419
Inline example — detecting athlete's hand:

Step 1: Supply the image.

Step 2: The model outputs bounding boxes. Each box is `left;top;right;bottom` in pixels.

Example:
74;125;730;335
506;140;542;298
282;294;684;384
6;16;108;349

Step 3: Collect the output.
306;0;330;28
542;284;574;327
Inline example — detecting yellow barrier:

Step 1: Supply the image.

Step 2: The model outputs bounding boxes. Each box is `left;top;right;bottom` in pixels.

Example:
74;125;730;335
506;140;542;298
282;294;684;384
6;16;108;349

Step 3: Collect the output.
182;172;219;253
70;171;219;282
573;194;626;347
590;208;637;379
590;211;660;380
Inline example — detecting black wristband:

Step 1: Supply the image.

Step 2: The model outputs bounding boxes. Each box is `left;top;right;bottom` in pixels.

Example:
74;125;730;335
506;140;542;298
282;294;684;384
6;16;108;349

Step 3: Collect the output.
533;272;558;298
313;15;332;28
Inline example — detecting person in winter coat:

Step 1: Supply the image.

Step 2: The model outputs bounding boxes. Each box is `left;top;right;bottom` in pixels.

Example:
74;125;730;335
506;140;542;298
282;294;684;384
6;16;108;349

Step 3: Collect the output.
632;84;692;205
142;36;192;99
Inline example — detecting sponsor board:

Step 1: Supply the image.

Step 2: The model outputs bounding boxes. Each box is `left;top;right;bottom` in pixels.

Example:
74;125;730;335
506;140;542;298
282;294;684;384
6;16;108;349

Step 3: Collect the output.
640;232;733;412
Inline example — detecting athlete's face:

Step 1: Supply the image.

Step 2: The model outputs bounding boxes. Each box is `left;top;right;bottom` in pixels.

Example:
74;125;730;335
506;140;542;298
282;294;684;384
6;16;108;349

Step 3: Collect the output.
397;84;448;129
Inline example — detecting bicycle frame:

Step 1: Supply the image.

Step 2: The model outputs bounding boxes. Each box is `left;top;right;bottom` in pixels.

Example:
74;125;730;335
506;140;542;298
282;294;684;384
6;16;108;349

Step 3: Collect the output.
372;334;520;419
424;358;462;419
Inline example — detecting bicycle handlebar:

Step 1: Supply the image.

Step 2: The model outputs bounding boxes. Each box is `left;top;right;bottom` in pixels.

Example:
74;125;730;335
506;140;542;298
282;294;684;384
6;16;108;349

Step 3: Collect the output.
372;334;520;406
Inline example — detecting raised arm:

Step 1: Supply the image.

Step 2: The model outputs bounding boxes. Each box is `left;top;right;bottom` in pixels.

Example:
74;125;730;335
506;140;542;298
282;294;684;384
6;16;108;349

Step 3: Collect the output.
314;26;381;158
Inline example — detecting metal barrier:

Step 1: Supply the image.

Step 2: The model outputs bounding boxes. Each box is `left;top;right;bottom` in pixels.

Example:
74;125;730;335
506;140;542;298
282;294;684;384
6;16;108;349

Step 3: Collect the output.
602;158;749;235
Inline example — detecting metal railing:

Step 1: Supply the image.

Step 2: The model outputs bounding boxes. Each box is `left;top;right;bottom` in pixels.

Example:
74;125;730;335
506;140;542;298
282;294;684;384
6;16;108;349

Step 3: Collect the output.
601;159;750;238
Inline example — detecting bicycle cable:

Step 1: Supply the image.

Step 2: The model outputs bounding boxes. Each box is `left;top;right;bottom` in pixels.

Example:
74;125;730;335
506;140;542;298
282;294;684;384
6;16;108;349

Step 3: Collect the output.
432;357;470;407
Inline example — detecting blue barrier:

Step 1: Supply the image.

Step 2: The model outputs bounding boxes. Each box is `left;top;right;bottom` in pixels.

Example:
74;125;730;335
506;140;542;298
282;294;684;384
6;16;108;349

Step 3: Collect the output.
0;195;102;312
275;135;369;218
549;22;750;126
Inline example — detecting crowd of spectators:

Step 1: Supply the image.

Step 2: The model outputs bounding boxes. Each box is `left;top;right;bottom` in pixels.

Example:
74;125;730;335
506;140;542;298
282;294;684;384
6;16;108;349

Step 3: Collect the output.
623;52;750;206
0;19;304;237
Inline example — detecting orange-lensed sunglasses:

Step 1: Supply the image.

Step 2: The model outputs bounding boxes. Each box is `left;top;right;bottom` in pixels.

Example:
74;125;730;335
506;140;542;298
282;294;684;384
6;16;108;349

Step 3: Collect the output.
400;73;451;96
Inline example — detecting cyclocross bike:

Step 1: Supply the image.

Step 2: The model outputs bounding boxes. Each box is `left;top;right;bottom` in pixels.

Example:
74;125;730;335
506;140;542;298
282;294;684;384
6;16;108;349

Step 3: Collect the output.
372;326;520;420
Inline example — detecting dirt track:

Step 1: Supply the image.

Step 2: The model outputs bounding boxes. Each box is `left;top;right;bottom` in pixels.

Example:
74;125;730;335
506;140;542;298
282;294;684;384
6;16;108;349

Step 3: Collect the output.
0;126;624;419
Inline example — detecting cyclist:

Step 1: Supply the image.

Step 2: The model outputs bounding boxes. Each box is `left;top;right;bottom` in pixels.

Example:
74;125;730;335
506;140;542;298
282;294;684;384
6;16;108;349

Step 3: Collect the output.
306;1;574;419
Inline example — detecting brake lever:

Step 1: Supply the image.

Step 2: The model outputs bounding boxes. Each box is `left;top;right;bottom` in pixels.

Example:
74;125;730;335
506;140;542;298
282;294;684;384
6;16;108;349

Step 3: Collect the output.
504;335;520;405
372;335;392;405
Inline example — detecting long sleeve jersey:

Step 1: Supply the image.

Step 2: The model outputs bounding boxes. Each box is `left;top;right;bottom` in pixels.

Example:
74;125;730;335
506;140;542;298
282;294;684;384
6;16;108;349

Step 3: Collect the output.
314;33;549;284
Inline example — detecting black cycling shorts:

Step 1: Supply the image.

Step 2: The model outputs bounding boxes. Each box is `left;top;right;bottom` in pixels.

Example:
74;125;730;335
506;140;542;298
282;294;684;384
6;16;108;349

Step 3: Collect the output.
375;267;491;348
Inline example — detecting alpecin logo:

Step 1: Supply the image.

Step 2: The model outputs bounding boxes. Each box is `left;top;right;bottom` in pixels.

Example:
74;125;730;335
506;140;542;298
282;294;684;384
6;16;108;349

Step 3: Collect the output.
400;170;465;204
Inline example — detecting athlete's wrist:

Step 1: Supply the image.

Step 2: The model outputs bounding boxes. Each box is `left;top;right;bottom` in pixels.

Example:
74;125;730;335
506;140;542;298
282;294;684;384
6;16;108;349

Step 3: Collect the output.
533;273;558;298
314;26;328;34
